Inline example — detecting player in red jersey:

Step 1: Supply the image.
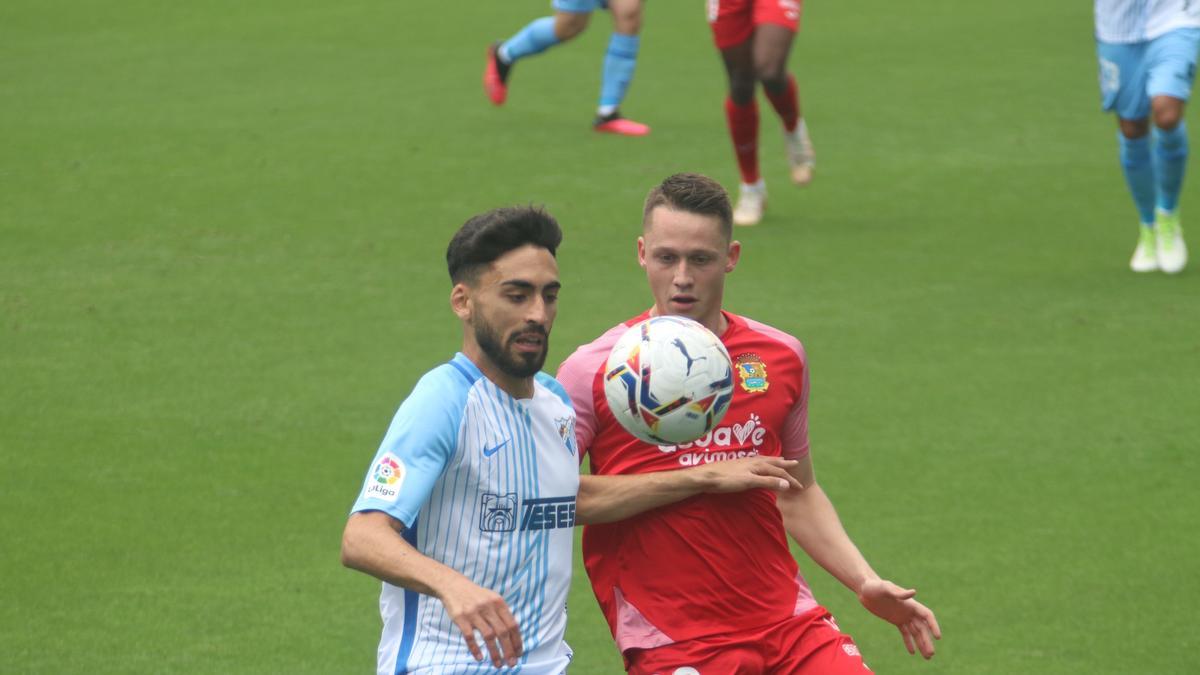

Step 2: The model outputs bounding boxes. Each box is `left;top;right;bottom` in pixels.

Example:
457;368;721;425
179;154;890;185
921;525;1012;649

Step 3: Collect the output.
558;173;941;673
706;0;816;226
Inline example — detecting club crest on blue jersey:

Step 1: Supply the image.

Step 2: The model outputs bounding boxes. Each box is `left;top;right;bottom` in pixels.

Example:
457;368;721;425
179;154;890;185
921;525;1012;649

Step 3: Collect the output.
555;415;577;455
734;353;769;393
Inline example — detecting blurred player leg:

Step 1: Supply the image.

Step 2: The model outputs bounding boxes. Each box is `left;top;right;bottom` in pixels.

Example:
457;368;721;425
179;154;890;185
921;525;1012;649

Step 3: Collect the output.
595;0;650;136
1144;28;1199;272
720;38;766;225
1151;112;1188;273
486;5;593;105
1099;40;1161;270
753;18;815;186
726;97;766;226
1118;124;1159;271
712;0;766;224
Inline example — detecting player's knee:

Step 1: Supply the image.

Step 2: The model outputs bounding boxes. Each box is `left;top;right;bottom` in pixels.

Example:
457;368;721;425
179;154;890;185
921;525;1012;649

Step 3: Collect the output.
1119;117;1150;139
728;78;755;105
611;6;642;33
554;12;590;41
1154;106;1183;130
1151;96;1185;130
754;61;788;88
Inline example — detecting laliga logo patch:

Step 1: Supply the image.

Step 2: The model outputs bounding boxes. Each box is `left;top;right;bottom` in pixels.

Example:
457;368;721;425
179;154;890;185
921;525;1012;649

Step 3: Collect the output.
364;453;405;503
734;353;769;393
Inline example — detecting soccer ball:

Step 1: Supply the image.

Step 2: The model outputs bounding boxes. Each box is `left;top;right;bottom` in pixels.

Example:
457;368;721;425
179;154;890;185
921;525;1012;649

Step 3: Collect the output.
603;316;735;445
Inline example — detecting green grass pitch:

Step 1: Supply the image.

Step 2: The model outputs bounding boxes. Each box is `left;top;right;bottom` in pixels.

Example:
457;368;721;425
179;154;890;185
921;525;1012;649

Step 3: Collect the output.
2;1;1198;673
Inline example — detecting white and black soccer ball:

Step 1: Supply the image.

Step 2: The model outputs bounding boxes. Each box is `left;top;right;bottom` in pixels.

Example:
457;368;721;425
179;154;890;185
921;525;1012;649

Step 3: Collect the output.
603;316;734;445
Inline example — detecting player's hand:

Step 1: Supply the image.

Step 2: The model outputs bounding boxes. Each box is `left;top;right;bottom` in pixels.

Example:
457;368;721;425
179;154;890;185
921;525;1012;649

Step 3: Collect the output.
857;578;941;659
696;456;804;493
438;575;523;668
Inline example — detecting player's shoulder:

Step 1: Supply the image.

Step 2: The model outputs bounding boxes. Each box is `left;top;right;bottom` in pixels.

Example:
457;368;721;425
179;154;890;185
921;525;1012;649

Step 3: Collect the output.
534;371;573;408
407;353;484;407
728;312;807;363
556;315;641;378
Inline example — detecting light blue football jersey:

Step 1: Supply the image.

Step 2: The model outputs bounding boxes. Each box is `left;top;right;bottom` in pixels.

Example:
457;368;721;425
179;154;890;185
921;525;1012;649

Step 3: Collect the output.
352;353;580;675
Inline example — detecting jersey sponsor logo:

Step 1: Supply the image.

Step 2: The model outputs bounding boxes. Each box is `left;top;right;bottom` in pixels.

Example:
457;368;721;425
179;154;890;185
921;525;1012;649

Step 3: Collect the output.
480;492;518;531
479;494;577;532
733;353;769;393
482;438;510;457
364;453;405;502
657;413;768;466
673;668;701;675
520;496;576;531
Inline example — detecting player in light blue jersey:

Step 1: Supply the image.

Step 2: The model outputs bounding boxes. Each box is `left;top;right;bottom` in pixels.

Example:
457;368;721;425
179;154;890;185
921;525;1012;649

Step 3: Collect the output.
483;0;651;136
1095;0;1200;273
342;205;802;674
343;207;575;673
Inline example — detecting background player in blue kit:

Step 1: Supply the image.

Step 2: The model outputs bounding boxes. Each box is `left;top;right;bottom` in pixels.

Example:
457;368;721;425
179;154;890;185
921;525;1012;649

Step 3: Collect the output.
1096;0;1200;273
484;0;651;136
341;206;577;673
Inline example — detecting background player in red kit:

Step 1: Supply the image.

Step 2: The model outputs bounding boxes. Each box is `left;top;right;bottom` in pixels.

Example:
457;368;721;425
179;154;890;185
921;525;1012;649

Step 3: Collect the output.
558;173;941;673
709;0;816;226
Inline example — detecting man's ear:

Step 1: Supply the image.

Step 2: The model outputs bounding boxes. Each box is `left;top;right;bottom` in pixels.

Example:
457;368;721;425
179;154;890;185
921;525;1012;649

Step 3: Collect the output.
725;240;741;273
450;282;471;320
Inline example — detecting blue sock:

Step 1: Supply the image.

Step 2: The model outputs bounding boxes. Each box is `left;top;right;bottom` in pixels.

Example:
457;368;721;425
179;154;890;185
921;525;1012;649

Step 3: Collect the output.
598;33;640;113
499;17;559;63
1153;121;1189;213
1119;133;1156;226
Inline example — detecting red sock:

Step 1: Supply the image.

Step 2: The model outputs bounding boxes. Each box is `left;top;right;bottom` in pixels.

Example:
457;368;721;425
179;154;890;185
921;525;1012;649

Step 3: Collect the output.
725;97;760;185
764;74;799;133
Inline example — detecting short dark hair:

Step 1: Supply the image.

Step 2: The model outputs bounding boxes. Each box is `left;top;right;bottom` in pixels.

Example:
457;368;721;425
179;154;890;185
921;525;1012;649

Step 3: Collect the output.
642;173;733;240
446;206;563;284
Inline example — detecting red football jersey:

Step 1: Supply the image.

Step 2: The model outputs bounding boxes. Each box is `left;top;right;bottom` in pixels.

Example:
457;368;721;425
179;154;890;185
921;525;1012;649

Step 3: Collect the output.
556;310;819;653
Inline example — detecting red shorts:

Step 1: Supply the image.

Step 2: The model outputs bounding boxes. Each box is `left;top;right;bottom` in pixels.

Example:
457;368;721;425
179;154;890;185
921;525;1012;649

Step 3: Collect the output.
626;606;872;675
707;0;803;50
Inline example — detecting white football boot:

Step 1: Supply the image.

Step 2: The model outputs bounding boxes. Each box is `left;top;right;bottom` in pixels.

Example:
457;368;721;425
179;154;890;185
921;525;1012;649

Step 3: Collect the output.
1130;226;1159;272
733;180;766;226
785;119;815;186
1155;209;1188;274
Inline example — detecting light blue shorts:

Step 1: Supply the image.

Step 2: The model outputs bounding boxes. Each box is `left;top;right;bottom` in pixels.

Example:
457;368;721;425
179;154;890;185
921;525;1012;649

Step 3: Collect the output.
552;0;607;13
1098;28;1200;120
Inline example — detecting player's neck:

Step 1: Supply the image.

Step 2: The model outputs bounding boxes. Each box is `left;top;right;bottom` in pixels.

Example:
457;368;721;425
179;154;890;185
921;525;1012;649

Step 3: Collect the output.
461;344;534;399
649;305;727;336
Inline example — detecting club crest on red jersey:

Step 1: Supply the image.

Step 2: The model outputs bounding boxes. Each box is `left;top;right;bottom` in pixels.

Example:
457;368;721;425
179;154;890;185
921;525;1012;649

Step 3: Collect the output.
734;353;769;393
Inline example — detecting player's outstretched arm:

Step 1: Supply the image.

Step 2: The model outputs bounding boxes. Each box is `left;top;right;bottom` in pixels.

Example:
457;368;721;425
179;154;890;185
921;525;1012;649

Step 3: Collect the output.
775;457;941;659
341;511;523;668
575;455;803;525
